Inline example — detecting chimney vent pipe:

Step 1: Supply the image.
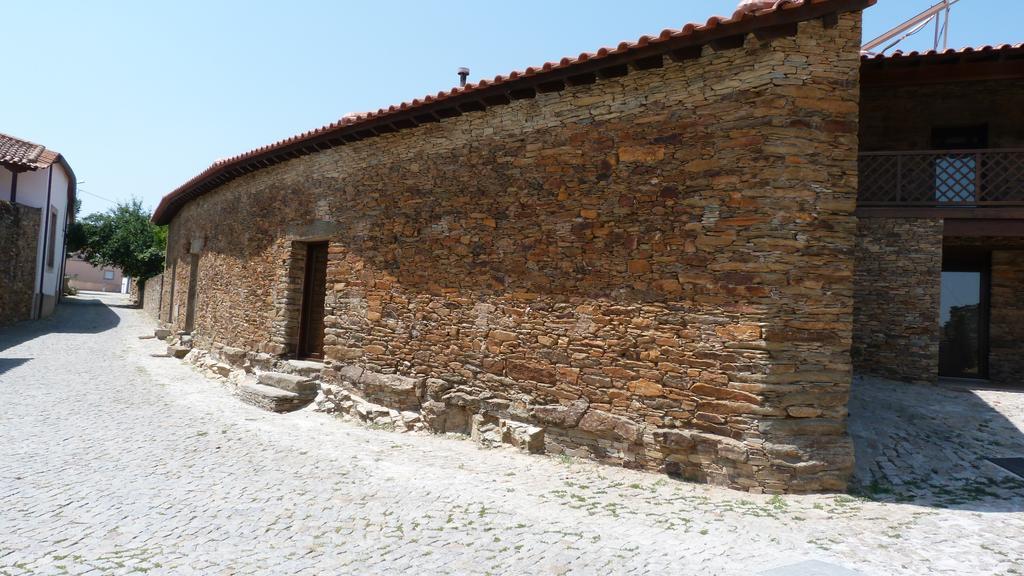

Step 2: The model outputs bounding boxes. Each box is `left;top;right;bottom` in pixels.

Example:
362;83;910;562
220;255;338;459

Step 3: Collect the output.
457;67;470;87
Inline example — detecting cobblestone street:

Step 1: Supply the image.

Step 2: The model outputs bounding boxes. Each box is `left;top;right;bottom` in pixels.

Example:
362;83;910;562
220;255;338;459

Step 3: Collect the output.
1;294;1022;575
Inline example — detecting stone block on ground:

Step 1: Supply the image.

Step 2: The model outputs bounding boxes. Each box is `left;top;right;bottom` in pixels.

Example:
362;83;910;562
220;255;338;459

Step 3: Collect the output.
167;345;190;359
500;420;545;454
336;365;421;411
471;414;501;446
257;372;318;395
285;359;326;378
237;382;315;413
532;398;589;429
219;346;247;365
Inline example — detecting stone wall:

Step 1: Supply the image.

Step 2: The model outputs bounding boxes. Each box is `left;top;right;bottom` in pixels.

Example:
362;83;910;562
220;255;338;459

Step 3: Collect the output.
162;15;865;493
129;280;140;306
0;201;40;326
852;217;942;383
860;78;1024;150
142;274;163;319
988;250;1024;387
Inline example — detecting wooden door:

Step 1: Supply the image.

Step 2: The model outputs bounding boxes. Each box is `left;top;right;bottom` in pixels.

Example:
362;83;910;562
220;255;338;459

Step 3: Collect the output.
184;254;199;333
298;242;329;359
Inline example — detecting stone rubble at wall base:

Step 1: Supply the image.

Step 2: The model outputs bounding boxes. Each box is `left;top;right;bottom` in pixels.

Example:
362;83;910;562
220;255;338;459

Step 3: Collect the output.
176;338;852;494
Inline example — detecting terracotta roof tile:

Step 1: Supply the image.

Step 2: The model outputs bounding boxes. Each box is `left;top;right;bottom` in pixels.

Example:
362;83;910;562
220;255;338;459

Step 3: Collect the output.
862;42;1024;61
0;132;56;171
153;0;875;224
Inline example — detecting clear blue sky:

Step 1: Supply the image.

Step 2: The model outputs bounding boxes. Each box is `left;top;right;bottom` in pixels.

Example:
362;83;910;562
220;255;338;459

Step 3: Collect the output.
2;0;1020;217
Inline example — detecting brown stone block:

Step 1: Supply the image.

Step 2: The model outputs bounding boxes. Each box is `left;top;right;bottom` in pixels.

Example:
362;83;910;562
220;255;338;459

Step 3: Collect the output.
764;327;841;344
487;329;518;343
578;410;642;443
627;259;652;274
698;400;761;416
580;374;612;388
715;324;762;342
717;216;769;227
627;379;663;397
758;418;845;437
601;366;636;380
506;361;557;385
617;145;665;163
557;366;580;384
690;383;761;405
324;346;363;361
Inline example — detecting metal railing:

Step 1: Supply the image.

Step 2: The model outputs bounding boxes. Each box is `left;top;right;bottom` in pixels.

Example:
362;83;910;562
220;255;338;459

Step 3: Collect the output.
858;149;1024;207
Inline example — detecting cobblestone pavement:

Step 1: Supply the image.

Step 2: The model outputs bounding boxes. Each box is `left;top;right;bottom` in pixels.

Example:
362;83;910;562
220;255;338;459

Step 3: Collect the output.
1;294;1022;576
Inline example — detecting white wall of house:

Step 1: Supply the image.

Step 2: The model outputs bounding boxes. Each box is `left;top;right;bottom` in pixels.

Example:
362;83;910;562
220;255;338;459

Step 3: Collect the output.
1;163;72;318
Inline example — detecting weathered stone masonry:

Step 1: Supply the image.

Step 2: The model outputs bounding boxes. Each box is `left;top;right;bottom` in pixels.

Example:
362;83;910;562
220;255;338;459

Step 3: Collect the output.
161;14;865;493
852;218;942;383
990;249;1024;386
0;201;41;326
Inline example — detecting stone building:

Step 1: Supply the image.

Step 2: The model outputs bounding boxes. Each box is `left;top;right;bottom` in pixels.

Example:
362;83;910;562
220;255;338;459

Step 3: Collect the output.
150;0;1023;493
854;47;1024;386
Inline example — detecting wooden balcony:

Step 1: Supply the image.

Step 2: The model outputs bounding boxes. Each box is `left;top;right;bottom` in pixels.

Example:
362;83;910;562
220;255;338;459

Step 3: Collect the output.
859;149;1024;208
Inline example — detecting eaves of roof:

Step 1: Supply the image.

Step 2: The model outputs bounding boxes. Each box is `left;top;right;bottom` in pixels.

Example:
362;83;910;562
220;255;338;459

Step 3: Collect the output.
861;42;1024;86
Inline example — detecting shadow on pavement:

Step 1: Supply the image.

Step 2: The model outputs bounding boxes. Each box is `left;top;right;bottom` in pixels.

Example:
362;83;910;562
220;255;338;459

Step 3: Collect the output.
849;375;1024;513
0;297;122;354
0;358;31;375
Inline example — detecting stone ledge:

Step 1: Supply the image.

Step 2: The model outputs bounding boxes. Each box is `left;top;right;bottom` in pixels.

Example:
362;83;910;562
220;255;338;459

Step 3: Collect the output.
258;372;318;395
237;382;315;413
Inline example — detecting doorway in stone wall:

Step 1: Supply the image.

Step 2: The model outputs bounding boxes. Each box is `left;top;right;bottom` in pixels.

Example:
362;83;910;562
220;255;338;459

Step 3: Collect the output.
939;248;990;379
297;242;329;359
184;254;200;333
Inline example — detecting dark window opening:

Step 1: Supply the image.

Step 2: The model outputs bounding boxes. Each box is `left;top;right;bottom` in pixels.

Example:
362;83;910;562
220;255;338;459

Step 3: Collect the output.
46;208;57;269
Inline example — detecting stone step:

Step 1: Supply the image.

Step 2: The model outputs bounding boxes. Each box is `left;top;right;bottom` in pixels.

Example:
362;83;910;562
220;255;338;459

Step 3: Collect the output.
237;382;315;413
282;359;326;378
257;372;318;395
167;345;190;359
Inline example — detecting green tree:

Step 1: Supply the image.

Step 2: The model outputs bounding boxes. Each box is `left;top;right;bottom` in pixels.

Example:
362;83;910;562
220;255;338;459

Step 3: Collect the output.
71;198;166;291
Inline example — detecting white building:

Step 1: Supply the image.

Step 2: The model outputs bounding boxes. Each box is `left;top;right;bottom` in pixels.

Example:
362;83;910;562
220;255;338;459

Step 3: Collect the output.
0;132;76;320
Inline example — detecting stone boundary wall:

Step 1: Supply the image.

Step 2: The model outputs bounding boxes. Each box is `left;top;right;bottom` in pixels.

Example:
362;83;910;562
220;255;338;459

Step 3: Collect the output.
142;274;164;319
0;201;40;326
129;280;140;305
852;217;942;383
162;14;864;493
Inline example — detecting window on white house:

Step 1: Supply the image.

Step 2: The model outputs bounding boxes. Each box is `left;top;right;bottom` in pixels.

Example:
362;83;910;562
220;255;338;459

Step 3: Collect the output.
104;270;115;280
47;208;57;269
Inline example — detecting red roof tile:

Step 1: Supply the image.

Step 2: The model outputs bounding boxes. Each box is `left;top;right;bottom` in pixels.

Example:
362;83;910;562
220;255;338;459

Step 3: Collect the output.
0;132;59;171
862;43;1024;61
153;0;875;225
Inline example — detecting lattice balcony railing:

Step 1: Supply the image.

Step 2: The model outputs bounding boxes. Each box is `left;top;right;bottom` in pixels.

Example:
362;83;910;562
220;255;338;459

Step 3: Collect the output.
859;149;1024;207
